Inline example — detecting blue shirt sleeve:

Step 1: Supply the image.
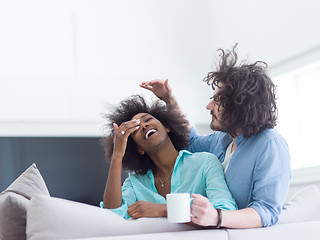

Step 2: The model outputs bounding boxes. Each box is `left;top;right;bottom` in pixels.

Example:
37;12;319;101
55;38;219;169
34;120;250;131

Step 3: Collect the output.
248;137;291;227
188;127;214;153
188;127;227;158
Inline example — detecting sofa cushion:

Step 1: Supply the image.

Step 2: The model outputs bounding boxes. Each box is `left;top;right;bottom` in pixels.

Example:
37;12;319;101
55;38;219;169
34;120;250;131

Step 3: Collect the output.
26;195;197;240
0;163;50;240
226;221;320;240
70;229;228;240
278;185;320;224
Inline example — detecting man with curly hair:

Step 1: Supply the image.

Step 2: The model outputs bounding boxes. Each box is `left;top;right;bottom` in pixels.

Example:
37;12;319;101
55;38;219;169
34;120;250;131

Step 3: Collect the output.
140;45;291;228
100;95;237;220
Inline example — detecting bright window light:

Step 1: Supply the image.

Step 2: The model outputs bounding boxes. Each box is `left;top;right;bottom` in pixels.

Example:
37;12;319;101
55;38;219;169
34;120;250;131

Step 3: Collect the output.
274;61;320;169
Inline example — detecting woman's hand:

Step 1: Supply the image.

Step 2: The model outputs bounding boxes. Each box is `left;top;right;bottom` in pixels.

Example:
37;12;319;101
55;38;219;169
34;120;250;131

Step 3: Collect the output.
127;201;167;219
112;119;140;160
191;194;218;227
140;79;173;104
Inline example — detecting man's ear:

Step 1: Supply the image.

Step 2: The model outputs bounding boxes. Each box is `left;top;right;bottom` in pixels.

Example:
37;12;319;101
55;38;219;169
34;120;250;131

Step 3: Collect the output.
137;148;145;155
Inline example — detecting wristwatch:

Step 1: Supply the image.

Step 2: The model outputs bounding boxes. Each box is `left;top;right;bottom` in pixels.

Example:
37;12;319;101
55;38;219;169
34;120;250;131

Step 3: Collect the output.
216;208;222;228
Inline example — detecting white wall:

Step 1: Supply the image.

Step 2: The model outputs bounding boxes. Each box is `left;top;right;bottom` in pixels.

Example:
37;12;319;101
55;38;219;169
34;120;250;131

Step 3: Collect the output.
0;0;320;136
0;0;214;136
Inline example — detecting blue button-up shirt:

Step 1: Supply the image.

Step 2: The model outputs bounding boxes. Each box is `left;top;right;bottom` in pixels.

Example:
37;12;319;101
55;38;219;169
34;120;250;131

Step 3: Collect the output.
102;150;237;219
187;127;291;227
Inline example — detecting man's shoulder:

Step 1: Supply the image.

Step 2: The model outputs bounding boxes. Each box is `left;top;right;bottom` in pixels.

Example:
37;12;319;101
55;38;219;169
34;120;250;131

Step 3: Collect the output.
243;128;288;154
249;128;284;142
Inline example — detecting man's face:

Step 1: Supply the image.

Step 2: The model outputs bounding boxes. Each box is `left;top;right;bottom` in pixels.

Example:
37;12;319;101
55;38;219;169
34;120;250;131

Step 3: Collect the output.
206;86;227;132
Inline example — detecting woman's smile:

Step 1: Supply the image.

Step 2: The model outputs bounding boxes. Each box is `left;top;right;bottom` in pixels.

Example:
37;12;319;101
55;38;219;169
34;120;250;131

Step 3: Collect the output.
145;129;157;140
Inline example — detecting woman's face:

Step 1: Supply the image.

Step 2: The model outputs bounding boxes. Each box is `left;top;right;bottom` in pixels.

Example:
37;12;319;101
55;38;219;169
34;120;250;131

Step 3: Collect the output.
130;113;170;153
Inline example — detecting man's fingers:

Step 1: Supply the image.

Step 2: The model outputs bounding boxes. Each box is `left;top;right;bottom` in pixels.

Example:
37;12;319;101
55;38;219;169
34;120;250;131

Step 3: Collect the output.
139;83;152;90
140;80;165;88
190;204;206;226
192;193;203;199
164;79;170;90
191;216;201;225
113;123;119;132
191;203;206;217
192;194;210;207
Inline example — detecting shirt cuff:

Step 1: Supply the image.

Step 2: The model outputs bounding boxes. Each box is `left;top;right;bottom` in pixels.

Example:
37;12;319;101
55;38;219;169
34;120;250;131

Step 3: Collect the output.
100;200;131;219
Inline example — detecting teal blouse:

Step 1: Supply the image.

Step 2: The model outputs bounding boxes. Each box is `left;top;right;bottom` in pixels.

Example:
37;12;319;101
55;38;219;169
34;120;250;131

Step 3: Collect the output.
101;150;237;219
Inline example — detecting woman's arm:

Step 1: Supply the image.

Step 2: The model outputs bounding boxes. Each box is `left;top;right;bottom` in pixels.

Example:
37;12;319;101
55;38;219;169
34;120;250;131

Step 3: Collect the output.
103;154;123;209
204;154;237;210
127;201;167;219
103;120;140;209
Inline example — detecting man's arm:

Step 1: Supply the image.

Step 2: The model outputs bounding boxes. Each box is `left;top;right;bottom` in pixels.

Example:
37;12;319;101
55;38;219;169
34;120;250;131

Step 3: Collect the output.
140;79;191;130
191;194;262;228
221;207;263;228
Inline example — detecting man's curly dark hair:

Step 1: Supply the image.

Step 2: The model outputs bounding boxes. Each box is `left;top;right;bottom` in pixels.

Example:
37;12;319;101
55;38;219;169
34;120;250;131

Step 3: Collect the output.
204;44;278;138
100;95;190;175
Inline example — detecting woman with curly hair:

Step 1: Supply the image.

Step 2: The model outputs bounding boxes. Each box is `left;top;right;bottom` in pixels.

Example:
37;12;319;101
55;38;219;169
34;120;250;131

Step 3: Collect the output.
100;95;237;220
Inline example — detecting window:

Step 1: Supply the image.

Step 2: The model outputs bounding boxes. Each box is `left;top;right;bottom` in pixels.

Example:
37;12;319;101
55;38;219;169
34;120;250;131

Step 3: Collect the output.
274;61;320;169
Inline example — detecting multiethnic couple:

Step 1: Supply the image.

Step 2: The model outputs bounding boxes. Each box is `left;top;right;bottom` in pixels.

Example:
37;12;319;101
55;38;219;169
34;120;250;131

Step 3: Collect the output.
99;45;291;229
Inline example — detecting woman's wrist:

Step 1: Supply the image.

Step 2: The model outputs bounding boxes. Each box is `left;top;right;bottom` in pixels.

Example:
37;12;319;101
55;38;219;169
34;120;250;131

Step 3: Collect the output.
161;204;167;217
111;153;124;162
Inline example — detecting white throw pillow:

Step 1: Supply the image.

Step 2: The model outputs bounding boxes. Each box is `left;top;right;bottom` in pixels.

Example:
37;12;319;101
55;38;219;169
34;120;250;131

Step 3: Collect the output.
26;195;196;240
278;185;320;224
0;163;50;240
0;193;29;240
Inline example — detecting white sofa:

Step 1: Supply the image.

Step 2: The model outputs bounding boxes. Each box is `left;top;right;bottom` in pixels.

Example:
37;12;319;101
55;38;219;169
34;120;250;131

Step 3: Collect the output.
1;164;320;240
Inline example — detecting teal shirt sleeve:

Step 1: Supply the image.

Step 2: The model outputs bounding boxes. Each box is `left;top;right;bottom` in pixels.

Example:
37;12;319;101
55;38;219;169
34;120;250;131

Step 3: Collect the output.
204;153;238;210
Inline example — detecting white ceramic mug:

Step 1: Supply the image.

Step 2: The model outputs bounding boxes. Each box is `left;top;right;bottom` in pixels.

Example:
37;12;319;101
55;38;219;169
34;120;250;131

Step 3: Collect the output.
166;193;193;223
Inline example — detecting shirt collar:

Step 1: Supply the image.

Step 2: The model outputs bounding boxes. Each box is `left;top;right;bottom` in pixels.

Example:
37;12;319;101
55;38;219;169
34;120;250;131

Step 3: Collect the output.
221;132;246;150
221;133;232;150
235;133;246;146
173;150;192;169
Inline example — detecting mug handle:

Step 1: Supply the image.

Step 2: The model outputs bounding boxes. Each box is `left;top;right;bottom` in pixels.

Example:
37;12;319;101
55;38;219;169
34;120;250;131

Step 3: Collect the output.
190;197;195;217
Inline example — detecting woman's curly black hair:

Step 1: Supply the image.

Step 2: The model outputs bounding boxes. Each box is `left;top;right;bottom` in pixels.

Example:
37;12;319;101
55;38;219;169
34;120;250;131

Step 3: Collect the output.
204;44;278;138
100;95;190;175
